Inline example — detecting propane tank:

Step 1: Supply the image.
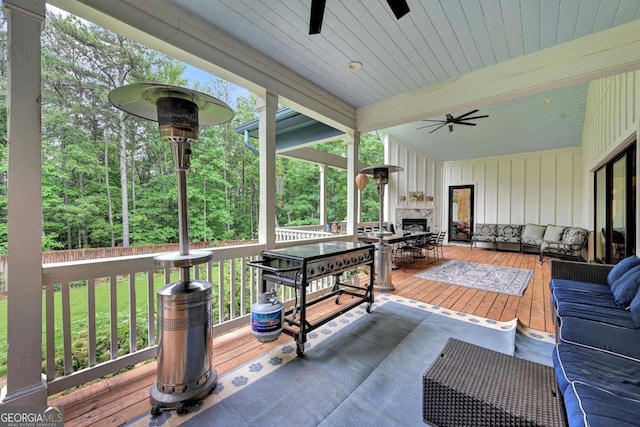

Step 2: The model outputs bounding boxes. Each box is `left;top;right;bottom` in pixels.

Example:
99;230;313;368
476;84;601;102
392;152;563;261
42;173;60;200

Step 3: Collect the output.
251;286;283;342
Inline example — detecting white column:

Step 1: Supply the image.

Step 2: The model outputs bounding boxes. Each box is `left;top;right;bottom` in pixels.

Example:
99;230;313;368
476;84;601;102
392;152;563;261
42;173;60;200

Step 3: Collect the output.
257;91;278;248
1;0;47;405
346;132;360;236
319;164;327;229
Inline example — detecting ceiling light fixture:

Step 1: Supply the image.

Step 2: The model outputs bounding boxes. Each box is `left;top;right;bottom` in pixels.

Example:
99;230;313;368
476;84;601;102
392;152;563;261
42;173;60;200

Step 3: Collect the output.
543;98;551;104
347;61;363;71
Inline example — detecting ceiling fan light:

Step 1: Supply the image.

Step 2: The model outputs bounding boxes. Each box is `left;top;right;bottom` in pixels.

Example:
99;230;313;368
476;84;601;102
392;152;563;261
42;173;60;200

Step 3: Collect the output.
347;61;363;71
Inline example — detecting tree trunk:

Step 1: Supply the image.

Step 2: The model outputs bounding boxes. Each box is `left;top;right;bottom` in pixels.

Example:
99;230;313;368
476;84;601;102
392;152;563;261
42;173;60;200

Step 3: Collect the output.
117;110;130;246
104;140;115;247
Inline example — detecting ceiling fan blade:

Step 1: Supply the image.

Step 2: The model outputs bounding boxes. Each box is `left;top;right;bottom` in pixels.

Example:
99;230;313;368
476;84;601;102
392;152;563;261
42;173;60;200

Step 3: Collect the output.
428;123;448;134
416;122;446;129
421;119;447;123
456;114;489;121
453;122;477;126
453;109;479;120
386;0;410;19
309;0;326;34
448;124;454;132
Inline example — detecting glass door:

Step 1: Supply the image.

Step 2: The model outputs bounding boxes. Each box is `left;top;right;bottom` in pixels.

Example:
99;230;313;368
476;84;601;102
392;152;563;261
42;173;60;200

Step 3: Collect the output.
448;185;474;242
594;142;636;264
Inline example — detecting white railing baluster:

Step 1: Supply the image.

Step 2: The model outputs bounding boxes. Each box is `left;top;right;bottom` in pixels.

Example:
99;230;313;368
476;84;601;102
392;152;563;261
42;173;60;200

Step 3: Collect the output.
109;275;118;360
230;259;236;319
129;274;137;353
61;281;72;375
45;283;55;381
147;271;155;346
88;278;96;367
218;260;225;324
240;257;247;316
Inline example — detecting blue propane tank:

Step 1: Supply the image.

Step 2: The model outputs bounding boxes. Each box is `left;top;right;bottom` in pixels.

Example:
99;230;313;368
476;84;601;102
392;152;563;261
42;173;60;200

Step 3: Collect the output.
251;290;283;342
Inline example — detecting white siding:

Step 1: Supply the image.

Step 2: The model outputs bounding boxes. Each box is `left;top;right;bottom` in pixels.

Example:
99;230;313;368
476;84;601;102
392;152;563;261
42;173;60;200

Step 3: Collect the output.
441;148;583;231
581;70;640;256
386;139;443;228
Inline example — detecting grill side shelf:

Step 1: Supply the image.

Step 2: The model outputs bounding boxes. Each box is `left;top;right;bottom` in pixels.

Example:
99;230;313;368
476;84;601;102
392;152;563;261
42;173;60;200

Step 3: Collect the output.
246;259;301;287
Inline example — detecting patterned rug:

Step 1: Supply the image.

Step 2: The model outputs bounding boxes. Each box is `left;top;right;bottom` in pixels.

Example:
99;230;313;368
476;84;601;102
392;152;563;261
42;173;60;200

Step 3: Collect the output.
414;260;533;296
128;295;555;426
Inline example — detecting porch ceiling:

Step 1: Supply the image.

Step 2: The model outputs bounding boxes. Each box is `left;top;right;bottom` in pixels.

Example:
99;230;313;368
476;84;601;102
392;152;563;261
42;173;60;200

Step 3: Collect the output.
52;0;640;161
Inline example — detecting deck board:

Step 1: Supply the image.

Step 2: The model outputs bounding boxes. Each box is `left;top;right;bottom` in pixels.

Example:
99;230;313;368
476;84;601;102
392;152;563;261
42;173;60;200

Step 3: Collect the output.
50;244;555;425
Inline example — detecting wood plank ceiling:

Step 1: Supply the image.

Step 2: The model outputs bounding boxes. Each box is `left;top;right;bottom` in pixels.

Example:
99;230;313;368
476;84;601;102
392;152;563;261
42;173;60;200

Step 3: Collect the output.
82;0;640;161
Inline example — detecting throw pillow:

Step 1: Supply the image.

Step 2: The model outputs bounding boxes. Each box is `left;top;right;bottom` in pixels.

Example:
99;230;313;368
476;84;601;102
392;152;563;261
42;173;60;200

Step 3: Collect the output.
630;289;640;328
562;227;587;245
607;255;640;287
611;264;640;308
543;225;566;242
522;224;545;239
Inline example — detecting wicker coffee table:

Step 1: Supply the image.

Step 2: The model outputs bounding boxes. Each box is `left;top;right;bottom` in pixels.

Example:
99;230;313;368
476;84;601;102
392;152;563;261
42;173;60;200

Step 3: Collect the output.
423;338;566;426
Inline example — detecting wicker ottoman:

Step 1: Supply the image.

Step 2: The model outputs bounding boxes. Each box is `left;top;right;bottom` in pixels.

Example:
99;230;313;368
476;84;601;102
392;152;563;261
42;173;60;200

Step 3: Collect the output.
423;338;566;426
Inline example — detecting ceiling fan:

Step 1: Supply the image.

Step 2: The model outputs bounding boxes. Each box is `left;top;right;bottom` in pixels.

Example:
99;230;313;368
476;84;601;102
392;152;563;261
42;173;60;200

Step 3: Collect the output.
416;109;489;134
309;0;410;34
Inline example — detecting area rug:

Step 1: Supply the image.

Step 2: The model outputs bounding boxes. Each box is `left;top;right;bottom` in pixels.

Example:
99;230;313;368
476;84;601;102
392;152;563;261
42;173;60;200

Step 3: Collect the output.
128;295;553;427
413;260;534;296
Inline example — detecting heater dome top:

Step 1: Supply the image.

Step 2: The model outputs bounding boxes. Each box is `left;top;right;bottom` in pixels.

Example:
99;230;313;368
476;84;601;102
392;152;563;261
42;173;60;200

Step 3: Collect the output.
359;165;403;176
108;83;234;126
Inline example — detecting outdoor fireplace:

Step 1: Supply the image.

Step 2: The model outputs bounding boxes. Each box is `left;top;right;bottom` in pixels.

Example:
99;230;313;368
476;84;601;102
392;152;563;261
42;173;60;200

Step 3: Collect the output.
402;218;428;232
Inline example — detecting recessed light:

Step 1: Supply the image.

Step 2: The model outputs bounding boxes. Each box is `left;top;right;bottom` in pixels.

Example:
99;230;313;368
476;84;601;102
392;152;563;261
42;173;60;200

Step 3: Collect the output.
347;61;363;71
543;98;551;104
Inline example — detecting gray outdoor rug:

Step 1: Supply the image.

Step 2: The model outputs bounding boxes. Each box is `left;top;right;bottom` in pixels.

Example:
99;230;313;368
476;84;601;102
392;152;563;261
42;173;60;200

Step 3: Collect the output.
130;295;554;427
413;260;534;296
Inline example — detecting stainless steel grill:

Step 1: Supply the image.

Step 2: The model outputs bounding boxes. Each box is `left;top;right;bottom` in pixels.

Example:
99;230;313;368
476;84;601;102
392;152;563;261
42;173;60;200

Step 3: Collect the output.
249;241;375;356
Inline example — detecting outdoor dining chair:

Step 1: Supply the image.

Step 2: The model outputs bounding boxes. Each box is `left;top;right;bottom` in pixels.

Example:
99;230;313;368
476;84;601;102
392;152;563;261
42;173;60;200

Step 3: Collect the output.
436;231;447;259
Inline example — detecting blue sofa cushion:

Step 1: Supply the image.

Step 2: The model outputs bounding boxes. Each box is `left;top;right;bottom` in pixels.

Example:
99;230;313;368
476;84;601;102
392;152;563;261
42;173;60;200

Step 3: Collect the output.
564;381;640;427
553;342;640;399
608;256;640;287
555;300;637;329
559;316;640;360
611;265;640;308
550;278;612;292
552;288;618;309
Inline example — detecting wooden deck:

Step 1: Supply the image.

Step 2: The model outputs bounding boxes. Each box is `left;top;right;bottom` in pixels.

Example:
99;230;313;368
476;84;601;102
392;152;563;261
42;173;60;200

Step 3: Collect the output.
50;245;554;426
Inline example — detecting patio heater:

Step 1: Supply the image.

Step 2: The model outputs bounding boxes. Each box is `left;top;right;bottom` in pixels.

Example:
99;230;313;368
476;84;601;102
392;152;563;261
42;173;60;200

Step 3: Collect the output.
108;83;233;415
358;165;403;291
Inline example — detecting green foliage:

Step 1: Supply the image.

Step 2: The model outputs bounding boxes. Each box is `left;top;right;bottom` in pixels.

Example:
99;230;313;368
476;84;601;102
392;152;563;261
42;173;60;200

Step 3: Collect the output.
0;10;383;253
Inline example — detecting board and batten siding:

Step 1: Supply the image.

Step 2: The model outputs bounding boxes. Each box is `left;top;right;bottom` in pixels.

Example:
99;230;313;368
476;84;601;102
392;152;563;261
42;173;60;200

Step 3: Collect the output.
580;70;640;256
384;135;443;228
442;149;583;231
582;71;639;170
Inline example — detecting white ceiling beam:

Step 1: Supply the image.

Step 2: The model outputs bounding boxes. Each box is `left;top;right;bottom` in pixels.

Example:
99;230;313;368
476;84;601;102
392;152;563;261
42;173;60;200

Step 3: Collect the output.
357;19;640;132
280;147;369;170
49;0;356;133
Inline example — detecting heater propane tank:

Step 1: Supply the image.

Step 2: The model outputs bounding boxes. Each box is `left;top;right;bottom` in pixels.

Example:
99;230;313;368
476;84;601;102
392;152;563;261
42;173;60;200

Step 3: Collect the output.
251;287;283;342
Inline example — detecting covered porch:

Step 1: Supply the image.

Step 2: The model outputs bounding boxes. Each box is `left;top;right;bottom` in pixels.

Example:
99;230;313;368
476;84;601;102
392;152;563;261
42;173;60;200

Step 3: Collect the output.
2;0;640;421
49;246;553;425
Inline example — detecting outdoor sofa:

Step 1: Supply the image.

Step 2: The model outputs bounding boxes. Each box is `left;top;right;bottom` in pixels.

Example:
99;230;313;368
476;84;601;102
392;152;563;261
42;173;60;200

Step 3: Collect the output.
550;256;640;426
470;223;588;262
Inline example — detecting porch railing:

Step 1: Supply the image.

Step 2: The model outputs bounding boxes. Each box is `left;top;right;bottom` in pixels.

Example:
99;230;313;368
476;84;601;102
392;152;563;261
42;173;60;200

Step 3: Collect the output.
41;234;352;396
275;226;332;241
